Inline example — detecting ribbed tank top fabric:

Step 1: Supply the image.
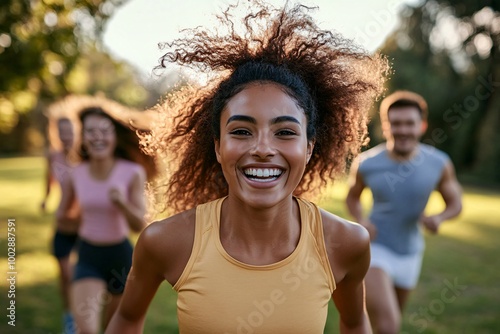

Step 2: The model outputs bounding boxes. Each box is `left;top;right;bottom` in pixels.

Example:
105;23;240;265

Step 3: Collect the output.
174;197;336;334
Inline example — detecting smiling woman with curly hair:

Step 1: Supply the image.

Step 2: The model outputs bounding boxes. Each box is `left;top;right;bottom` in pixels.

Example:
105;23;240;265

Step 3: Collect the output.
107;1;389;333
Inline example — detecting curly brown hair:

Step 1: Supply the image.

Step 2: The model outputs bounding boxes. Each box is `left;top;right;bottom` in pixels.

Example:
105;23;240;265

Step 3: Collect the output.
149;1;390;213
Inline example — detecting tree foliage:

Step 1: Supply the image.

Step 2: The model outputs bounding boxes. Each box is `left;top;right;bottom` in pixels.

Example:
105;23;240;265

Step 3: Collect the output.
378;0;500;183
0;0;160;154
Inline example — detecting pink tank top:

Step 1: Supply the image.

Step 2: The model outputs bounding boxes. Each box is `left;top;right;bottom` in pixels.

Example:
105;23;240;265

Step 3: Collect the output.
72;159;144;244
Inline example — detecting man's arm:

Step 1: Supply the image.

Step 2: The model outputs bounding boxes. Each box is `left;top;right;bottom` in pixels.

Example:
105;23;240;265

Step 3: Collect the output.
345;160;376;239
420;161;463;233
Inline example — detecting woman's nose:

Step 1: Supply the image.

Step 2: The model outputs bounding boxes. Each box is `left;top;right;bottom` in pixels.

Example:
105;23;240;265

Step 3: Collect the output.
249;134;276;158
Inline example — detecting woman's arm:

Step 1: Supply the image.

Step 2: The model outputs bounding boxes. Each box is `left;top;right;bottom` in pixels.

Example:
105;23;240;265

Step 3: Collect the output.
322;211;372;334
109;169;147;232
333;234;371;333
106;209;196;333
56;174;75;223
41;153;54;212
105;223;166;333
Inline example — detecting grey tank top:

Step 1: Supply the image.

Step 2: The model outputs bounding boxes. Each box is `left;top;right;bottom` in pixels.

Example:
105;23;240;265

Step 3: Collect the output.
358;143;449;255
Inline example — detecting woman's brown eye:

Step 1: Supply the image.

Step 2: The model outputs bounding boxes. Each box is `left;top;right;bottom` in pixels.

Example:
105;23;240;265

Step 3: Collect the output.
230;129;251;136
276;130;296;136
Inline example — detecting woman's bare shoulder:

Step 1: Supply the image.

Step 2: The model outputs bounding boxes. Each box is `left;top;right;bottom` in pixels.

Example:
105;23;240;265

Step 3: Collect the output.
136;208;197;285
319;208;370;278
140;208;197;254
320;209;369;251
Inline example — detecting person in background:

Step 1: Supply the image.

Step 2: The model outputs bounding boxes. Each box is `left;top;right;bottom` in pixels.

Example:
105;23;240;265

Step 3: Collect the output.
346;90;463;334
57;106;157;334
42;116;81;333
106;1;389;333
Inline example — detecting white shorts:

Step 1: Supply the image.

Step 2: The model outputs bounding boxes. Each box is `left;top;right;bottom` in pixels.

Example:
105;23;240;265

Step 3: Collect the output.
369;243;424;289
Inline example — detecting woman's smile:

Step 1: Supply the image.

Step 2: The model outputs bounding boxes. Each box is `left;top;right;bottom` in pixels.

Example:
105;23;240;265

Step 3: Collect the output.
215;82;313;206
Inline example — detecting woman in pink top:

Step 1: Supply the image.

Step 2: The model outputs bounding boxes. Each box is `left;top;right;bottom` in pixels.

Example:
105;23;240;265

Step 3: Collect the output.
42;116;81;332
57;106;157;334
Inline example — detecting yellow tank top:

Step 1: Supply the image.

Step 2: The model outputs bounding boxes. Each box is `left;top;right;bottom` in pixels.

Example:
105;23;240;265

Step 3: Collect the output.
174;197;336;334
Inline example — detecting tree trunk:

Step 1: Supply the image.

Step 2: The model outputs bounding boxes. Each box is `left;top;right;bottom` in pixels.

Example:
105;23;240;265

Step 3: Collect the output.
474;39;500;184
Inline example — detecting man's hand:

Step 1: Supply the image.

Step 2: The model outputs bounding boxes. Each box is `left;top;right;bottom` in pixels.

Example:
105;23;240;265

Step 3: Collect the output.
420;215;442;234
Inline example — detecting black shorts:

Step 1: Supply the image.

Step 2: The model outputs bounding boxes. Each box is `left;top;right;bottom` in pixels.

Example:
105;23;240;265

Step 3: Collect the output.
53;231;78;259
73;239;133;295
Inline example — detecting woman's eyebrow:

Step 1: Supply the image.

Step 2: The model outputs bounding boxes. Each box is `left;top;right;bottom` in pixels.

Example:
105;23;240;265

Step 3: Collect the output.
226;115;301;125
270;115;300;125
226;115;256;125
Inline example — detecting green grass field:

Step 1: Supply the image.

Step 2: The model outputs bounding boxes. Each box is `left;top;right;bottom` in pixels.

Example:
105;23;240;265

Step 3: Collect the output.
0;156;499;333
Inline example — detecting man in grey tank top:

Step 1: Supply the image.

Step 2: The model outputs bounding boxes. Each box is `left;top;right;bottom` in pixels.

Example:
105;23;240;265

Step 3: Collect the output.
346;91;462;334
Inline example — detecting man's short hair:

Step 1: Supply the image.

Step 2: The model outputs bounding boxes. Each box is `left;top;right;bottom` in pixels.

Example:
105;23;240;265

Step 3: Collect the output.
380;90;428;123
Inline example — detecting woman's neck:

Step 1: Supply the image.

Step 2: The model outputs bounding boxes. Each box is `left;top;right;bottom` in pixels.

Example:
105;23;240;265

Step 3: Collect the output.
88;157;116;180
219;196;301;262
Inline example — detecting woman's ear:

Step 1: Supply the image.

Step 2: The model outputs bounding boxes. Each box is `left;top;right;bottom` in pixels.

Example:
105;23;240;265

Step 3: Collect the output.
306;140;315;164
214;139;221;164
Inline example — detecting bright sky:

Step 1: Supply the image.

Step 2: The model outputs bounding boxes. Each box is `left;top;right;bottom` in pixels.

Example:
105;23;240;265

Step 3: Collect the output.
103;0;420;80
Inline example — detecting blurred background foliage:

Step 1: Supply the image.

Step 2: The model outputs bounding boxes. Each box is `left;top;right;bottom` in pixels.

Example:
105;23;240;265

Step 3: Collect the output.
0;0;163;154
375;0;500;184
0;0;499;185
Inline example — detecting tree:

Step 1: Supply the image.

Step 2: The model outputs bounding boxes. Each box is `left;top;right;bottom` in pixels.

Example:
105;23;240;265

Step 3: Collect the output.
378;0;500;183
0;0;156;154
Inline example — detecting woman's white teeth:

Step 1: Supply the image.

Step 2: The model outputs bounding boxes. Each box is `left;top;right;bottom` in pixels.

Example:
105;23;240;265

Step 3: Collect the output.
244;168;282;178
91;142;106;149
